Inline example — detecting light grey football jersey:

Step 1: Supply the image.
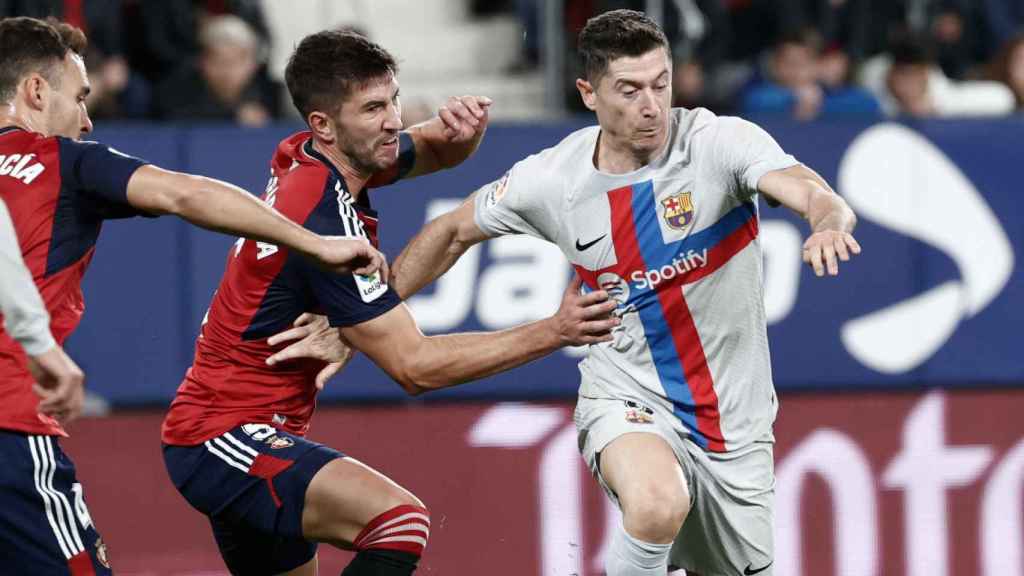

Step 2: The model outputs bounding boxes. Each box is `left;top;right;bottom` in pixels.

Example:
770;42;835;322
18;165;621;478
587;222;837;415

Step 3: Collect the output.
474;108;799;452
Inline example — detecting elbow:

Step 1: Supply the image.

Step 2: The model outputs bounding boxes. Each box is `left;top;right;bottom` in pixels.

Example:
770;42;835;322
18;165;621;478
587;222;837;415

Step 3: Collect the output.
394;350;458;396
393;357;437;397
394;371;432;397
448;216;482;257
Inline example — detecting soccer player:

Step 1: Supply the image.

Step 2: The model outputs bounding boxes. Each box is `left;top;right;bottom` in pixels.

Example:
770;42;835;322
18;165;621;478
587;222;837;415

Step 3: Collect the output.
0;197;83;424
0;17;384;574
160;29;618;576
382;11;861;576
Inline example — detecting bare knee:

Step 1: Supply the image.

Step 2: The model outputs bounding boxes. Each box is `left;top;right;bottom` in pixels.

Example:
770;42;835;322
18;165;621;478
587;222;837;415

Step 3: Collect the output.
303;457;428;547
599;433;691;544
620;484;689;543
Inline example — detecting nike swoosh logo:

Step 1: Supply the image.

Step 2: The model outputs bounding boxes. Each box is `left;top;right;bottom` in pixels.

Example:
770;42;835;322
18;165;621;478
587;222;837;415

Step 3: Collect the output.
575;234;606;251
744;561;773;575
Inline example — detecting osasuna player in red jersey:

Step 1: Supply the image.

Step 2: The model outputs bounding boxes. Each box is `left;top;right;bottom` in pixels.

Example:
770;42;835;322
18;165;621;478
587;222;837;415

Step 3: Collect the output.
0;196;84;423
0;17;385;575
161;30;619;576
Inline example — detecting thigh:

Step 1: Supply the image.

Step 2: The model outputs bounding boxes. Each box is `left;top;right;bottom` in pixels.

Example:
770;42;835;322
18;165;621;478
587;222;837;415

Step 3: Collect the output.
209;515;318;576
576;396;694;508
599;431;690;509
164;424;343;573
0;431;112;575
301;455;424;547
671;439;775;576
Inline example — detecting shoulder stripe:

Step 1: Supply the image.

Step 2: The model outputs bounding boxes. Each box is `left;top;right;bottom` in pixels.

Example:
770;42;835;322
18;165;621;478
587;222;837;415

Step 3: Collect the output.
334;180;367;239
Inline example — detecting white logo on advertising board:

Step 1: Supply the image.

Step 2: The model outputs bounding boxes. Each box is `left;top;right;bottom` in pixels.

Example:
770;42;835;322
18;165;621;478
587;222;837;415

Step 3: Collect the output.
838;123;1014;374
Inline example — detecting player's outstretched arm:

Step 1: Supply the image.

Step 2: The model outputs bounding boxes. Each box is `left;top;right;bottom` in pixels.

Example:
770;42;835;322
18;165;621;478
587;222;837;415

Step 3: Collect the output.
758;164;862;277
402;95;492;178
390;195;487;298
124;165;388;276
340;276;618;395
265;198;485;373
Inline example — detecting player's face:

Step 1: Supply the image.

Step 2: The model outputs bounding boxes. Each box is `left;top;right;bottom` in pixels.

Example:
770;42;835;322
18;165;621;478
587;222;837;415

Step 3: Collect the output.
333;74;403;174
578;48;672;159
46;54;93;140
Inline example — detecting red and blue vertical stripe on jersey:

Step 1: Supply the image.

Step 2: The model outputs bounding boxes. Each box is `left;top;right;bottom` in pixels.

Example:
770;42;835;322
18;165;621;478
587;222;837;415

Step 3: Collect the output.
574;181;758;452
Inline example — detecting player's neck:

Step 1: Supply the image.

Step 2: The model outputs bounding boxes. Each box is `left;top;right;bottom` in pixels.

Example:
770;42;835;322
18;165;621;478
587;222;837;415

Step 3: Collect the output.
0;101;46;136
593;130;670;175
311;139;371;198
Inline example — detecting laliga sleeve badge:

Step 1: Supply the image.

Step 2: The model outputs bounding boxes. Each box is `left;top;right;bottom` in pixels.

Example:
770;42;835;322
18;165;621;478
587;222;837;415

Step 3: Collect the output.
354;270;387;303
485;171;511;207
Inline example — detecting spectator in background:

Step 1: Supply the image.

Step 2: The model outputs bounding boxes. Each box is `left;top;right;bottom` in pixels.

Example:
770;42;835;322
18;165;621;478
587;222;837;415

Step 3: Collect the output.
927;0;989;80
741;29;879;120
670;0;740;113
884;35;936;117
981;0;1024;59
126;0;271;85
153;14;280;126
989;34;1024;112
0;1;150;118
860;32;1016;117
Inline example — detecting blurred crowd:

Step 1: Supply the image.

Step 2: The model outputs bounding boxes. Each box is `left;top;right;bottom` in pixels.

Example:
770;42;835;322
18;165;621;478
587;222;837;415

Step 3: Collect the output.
4;0;1024;125
485;0;1024;120
0;0;281;126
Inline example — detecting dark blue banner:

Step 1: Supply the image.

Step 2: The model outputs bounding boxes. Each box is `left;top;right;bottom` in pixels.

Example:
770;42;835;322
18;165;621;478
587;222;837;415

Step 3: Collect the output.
68;117;1024;405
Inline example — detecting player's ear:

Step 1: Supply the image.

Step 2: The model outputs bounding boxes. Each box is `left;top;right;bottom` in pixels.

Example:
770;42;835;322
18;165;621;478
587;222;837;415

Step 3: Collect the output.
307;110;335;144
576;77;597;111
22;73;49;112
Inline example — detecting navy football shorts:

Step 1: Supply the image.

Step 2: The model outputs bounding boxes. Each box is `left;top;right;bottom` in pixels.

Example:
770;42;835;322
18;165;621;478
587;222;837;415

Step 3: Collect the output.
0;430;112;575
163;423;344;576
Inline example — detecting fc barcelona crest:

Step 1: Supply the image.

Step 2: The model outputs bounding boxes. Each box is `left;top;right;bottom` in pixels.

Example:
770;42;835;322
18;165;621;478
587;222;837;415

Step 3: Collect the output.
662;191;695;231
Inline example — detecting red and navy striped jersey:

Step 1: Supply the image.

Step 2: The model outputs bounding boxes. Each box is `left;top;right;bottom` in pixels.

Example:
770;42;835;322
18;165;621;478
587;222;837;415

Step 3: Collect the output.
161;131;413;446
0;126;147;437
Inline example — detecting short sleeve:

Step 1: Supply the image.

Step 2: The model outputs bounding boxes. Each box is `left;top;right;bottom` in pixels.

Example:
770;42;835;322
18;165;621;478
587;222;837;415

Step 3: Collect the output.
302;266;402;327
0;200;54;355
296;186;401;327
57;138;148;208
710;117;800;201
473;153;560;241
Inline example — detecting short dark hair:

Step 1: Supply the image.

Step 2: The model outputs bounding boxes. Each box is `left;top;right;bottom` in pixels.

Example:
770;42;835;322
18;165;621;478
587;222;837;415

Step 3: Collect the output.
285;30;398;121
577;10;669;83
0;17;86;103
889;32;934;67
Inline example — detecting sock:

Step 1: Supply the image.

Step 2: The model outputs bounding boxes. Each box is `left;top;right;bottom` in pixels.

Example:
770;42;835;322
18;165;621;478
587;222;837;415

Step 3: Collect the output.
605;524;672;576
340;549;420;576
342;504;430;575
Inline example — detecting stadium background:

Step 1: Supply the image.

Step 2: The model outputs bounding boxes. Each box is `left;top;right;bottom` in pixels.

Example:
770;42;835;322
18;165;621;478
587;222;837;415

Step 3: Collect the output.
6;1;1023;574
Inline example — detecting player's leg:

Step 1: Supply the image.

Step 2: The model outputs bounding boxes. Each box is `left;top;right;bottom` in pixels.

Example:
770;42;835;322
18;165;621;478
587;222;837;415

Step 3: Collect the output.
164;424;342;575
280;554;317;576
599;431;691;576
669;437;774;576
0;431;112;575
302;456;428;575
